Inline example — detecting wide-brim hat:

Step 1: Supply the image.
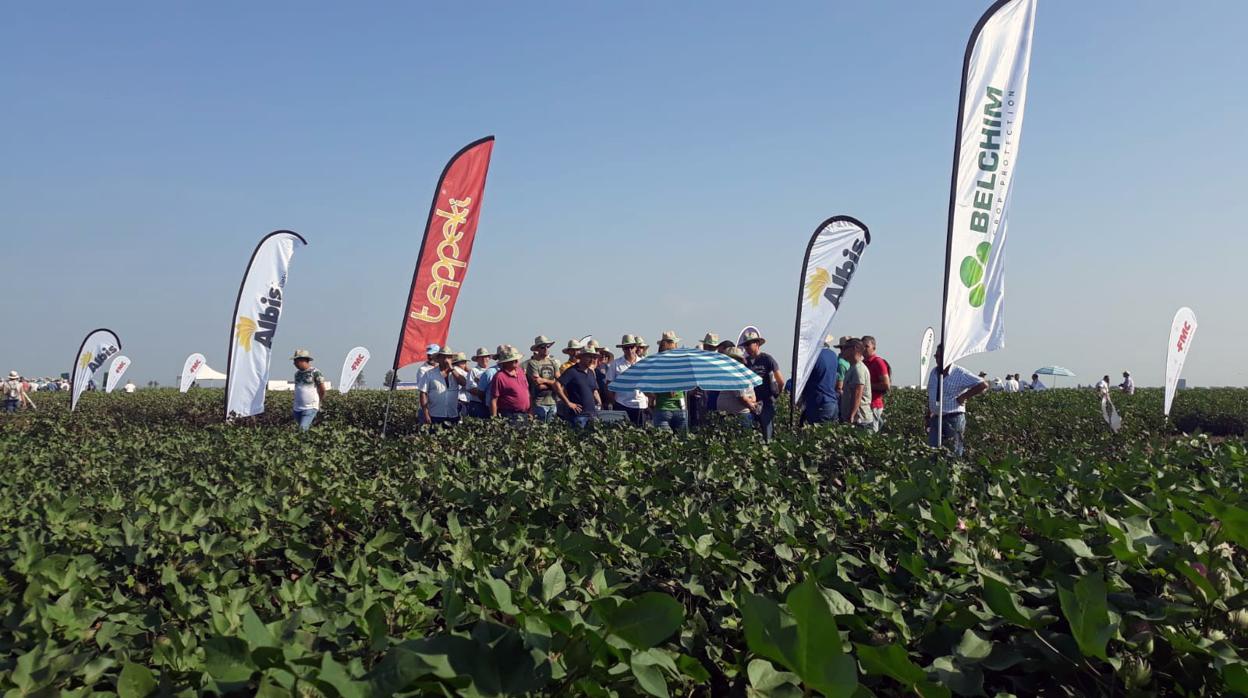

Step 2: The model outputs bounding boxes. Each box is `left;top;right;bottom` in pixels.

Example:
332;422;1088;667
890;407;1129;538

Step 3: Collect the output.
700;332;719;347
434;346;457;358
833;335;854;349
739;331;765;347
531;336;555;350
660;331;681;344
7;370;18;379
726;347;746;361
473;347;492;359
616;334;639;348
497;348;523;363
563;339;585;354
291;349;314;361
585;339;601;351
635;336;650;348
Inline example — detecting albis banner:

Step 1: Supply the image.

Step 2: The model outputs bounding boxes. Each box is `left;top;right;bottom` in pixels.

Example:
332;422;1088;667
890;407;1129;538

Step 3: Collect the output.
226;231;307;419
791;216;871;404
941;0;1036;366
70;328;121;411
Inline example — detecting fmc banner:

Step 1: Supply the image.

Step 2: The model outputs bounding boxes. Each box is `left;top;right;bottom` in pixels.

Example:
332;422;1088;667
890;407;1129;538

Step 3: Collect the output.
105;355;131;394
225;230;307;419
1164;307;1198;417
180;353;206;393
919;327;936;389
338;346;370;395
392;136;495;373
790;216;871;409
70;328;121;411
940;0;1037;367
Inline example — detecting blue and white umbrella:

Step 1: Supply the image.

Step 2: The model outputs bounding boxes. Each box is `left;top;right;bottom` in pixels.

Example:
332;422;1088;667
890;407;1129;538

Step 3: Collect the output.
1035;365;1076;377
606;348;762;392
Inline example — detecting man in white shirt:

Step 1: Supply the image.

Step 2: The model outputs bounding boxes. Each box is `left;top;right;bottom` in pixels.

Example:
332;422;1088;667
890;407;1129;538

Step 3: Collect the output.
123;381;136;394
1119;371;1135;395
1005;374;1020;393
926;345;989;457
1097;375;1111;399
419;346;468;426
605;335;649;426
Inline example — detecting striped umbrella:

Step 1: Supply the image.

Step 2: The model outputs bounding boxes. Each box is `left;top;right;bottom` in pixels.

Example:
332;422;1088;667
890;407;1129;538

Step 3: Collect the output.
606;348;762;392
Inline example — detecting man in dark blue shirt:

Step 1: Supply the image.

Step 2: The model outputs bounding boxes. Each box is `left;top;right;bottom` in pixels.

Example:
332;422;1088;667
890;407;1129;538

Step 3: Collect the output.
556;348;601;428
801;346;840;424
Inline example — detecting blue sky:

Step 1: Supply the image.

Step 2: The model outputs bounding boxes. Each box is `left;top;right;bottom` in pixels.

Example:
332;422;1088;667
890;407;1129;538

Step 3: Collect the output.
3;1;1245;388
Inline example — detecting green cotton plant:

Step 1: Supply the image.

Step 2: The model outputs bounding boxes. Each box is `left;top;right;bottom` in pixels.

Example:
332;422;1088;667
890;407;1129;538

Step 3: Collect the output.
1;388;1248;695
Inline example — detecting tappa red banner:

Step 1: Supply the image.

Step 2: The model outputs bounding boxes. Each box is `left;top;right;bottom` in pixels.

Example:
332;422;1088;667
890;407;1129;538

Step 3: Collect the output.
393;136;495;370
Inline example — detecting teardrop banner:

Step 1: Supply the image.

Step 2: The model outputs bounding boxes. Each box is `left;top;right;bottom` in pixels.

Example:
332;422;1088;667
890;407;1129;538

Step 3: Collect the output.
180;353;206;393
338;347;370;394
919;327;936;389
105;355;131;394
70;328;122;411
936;0;1037;447
1164;307;1198;417
790;215;871;414
225;230;307;420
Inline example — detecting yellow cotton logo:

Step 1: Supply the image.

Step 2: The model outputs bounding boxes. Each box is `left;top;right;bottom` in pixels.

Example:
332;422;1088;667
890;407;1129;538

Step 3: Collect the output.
236;316;257;352
79;352;93;369
805;268;830;307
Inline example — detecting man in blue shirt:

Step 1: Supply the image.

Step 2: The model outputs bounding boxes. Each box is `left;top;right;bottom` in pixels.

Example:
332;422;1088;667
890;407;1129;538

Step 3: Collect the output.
472;344;510;414
801;346;840;424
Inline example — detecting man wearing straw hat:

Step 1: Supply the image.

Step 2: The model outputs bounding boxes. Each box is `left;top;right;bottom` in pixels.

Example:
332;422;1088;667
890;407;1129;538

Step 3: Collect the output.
3;371;27;413
491;346;532;420
648;331;689;432
465;347;494;418
525;335;560;422
559;339;584;375
556;345;601;428
290;350;325;431
419;346;468;427
740;330;784;441
605;335;649;426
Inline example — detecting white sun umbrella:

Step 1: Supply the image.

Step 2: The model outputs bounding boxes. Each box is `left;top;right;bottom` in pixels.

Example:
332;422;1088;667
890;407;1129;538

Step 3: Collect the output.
605;348;762;393
1035;365;1075;387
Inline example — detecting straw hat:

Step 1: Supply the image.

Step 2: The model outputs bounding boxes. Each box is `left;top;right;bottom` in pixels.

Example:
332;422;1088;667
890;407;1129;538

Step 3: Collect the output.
585;339;601;351
660;330;681;344
563;339;585;355
700;332;719;347
493;344;514;360
739;331;765;347
726;347;746;361
531;336;555;350
434;346;456;358
616;334;639;348
452;352;468;363
833;335;854;349
635;336;650;348
473;347;493;359
291;349;314;361
7;370;19;379
497;347;523;363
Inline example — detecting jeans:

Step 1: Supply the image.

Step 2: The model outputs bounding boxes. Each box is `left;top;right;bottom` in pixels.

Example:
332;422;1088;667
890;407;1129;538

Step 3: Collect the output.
652;409;688;432
756;402;775;441
570;413;595;429
466;402;490;419
3;398;18;413
803;402;839;425
532;404;557;422
928;413;967;456
293;408;318;431
871;407;885;433
619;405;646;427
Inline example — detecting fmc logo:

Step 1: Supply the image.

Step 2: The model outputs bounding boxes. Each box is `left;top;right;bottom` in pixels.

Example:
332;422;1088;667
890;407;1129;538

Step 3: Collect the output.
351;353;366;370
1176;322;1192;352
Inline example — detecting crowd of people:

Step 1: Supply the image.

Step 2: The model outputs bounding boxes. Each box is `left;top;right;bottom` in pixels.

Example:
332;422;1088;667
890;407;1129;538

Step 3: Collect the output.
1;371;137;412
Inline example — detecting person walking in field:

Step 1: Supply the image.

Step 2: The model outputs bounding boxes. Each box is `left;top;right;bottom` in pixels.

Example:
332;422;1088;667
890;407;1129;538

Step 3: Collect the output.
3;371;27;413
650;331;688;432
740;330;783;441
606;335;649;426
491;347;531;420
556;345;601;428
862;335;891;432
525;336;560;423
1119;371;1135;395
926;344;990;457
419;347;468;427
839;340;874;429
290;350;325;431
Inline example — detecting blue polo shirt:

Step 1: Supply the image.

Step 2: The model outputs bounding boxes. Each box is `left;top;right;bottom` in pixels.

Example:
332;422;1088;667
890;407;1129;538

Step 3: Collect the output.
803;348;840;419
477;366;500;404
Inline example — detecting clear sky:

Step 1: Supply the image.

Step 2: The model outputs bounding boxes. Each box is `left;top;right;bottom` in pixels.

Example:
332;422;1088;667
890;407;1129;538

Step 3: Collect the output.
3;1;1245;388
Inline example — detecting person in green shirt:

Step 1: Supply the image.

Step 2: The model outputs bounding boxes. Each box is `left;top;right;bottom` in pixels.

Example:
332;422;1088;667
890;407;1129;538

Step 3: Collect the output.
524;336;560;422
649;331;687;432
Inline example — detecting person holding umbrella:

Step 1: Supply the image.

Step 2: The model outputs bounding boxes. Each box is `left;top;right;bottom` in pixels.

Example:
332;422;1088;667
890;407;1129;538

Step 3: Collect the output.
290;350;325;431
740;330;783;441
649;331;688;432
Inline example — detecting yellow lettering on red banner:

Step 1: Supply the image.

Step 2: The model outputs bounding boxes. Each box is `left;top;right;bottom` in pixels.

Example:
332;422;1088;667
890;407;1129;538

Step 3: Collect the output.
411;197;472;324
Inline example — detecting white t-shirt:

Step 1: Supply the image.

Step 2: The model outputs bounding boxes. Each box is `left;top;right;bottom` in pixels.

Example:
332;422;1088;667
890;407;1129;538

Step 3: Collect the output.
420;368;465;419
292;368;324;411
605;356;648;409
1006;379;1019;393
123;382;136;393
1097;379;1110;398
467;366;487;404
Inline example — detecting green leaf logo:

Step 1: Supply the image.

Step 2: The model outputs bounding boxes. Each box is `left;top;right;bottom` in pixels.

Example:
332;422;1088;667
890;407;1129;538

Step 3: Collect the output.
959;242;992;308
